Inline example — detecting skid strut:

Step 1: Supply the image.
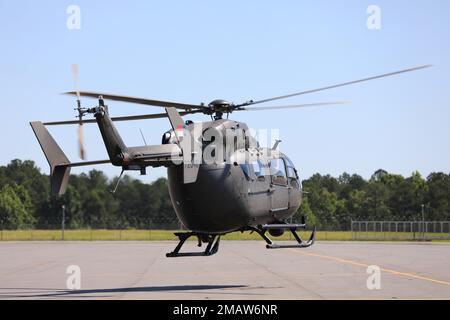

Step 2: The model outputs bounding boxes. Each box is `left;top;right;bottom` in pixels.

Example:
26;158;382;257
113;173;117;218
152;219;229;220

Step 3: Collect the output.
166;232;221;257
246;223;316;249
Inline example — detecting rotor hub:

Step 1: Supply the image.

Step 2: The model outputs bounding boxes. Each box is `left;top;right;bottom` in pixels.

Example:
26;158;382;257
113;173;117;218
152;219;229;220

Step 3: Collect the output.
209;99;231;110
208;99;233;119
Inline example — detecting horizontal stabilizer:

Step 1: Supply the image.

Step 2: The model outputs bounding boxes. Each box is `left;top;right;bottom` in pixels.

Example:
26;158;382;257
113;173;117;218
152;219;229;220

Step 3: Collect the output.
129;144;183;165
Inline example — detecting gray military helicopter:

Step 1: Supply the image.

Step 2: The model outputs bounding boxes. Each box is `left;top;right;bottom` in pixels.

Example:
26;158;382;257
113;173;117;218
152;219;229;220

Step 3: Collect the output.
30;64;430;257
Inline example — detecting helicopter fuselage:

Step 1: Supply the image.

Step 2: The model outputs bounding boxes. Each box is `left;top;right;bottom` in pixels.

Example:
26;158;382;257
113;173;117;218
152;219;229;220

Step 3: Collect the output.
164;119;303;234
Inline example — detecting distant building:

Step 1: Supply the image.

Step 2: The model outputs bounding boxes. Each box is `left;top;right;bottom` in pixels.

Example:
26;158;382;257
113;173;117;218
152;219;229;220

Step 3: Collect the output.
372;169;388;181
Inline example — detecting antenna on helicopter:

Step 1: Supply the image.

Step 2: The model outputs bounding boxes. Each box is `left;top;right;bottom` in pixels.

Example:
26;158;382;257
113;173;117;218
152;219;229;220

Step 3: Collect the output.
110;169;124;194
272;139;282;150
139;129;148;146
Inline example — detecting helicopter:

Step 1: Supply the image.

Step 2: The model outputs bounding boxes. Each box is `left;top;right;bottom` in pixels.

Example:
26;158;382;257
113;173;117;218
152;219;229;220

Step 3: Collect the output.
30;64;430;257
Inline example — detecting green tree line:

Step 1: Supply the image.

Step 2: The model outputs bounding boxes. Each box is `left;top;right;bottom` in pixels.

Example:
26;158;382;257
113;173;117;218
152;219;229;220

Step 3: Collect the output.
0;160;449;230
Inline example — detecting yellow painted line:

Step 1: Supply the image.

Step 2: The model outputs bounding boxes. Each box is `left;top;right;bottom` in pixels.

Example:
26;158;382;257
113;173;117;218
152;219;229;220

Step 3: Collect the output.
288;249;450;287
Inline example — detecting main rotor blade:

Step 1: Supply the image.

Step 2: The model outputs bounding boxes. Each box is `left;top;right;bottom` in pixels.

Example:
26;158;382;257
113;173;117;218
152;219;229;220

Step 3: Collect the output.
43;110;204;126
64;91;207;111
236;101;350;111
237;65;432;107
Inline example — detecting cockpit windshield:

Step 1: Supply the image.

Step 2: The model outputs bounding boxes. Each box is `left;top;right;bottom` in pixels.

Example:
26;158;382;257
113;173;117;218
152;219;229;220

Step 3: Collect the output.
284;156;296;169
283;155;299;187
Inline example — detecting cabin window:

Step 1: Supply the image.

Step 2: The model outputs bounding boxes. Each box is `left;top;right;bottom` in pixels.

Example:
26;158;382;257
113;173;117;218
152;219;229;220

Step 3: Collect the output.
251;160;269;181
269;158;287;185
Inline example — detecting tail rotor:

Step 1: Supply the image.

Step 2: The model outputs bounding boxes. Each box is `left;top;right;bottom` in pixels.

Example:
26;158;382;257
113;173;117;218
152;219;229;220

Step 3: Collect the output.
71;64;87;160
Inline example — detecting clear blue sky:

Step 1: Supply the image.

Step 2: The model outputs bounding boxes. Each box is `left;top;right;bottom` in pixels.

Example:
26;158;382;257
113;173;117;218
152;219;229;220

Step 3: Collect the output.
0;0;449;183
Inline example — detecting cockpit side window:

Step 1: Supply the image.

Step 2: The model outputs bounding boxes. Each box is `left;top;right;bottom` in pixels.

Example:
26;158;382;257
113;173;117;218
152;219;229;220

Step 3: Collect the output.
269;158;287;186
251;160;269;181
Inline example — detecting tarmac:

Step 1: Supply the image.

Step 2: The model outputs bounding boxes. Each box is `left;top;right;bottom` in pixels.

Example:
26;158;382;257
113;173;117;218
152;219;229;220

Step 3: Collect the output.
0;241;449;299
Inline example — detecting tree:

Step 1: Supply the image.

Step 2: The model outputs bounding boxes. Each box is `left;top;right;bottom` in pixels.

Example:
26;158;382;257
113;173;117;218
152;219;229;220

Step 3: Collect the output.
338;173;367;199
425;173;450;220
0;184;35;229
1;159;449;230
347;189;369;220
302;186;340;230
2;160;49;215
294;197;317;227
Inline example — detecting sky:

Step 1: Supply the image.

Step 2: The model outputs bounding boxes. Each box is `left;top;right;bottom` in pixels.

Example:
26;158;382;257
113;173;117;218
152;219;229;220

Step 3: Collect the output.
0;0;449;183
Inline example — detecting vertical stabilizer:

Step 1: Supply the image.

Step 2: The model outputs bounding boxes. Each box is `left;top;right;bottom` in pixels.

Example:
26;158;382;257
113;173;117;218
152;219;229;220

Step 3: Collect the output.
30;121;71;195
165;107;199;184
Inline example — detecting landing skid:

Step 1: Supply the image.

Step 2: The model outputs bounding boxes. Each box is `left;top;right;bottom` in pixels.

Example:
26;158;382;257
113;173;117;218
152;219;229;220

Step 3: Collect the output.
246;223;316;249
166;232;221;258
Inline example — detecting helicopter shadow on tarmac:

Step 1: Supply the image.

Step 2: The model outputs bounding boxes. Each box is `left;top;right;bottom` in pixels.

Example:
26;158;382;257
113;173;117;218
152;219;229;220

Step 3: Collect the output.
0;284;260;299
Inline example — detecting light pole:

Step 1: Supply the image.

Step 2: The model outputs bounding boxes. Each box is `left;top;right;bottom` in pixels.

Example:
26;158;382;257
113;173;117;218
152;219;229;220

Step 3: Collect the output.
61;204;66;241
421;204;425;241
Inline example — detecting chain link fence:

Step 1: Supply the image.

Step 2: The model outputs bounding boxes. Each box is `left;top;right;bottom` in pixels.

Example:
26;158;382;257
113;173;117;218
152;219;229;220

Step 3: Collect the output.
2;216;450;241
351;220;450;240
0;216;322;241
0;216;184;241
